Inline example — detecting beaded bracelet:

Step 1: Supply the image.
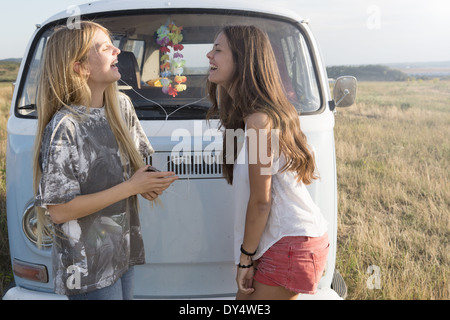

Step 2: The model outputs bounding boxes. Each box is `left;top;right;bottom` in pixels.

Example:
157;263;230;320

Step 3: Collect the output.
240;244;257;257
238;262;254;268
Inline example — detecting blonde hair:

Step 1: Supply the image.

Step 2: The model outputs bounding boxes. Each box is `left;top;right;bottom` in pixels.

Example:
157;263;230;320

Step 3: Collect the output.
33;21;145;247
207;25;318;185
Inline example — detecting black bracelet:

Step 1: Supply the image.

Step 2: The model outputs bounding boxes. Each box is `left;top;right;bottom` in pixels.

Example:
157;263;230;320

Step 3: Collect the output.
240;244;257;257
238;262;254;268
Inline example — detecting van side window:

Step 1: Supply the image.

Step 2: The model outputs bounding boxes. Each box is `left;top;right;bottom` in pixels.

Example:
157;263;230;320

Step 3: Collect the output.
279;33;320;113
16;31;51;117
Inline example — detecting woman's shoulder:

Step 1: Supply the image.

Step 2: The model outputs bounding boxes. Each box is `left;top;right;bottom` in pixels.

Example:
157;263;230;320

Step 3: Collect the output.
118;92;133;110
49;108;77;127
118;92;135;119
46;105;93;135
118;92;140;125
245;112;270;130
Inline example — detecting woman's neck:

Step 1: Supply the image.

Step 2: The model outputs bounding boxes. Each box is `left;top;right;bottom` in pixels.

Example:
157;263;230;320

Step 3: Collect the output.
89;86;105;108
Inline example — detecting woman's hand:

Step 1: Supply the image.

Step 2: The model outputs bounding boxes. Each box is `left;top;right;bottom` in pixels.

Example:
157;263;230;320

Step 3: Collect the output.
47;166;178;224
140;191;161;201
127;165;178;198
236;254;255;295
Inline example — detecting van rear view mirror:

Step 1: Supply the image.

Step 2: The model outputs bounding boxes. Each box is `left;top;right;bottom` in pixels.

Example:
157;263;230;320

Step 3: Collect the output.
333;76;357;108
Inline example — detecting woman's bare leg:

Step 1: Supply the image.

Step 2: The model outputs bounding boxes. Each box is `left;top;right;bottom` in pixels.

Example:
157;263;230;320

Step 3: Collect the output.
236;280;299;300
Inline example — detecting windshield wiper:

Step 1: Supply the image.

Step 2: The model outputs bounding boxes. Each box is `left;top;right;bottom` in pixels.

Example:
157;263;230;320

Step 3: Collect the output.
134;104;210;117
134;104;210;110
134;103;212;120
17;103;211;117
18;104;37;111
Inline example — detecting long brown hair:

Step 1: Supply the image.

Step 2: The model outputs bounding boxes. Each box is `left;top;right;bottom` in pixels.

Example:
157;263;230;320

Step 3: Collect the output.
33;21;145;247
207;25;318;185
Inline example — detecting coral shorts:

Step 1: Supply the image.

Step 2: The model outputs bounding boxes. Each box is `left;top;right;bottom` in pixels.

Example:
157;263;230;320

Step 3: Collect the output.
253;233;329;294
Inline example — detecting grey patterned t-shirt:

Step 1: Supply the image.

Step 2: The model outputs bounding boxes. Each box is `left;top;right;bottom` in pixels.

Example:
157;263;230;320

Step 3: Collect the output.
35;94;153;296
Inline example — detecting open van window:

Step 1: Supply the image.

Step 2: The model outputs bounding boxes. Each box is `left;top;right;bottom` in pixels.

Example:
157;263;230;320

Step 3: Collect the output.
15;12;321;120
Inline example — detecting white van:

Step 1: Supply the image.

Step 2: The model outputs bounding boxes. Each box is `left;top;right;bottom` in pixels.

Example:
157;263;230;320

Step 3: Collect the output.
4;0;355;300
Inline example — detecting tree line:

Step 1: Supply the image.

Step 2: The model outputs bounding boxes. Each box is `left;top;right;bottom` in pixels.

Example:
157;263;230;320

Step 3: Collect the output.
326;64;408;81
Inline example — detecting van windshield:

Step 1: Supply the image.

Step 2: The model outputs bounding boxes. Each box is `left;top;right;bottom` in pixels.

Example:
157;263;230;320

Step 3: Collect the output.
16;12;321;120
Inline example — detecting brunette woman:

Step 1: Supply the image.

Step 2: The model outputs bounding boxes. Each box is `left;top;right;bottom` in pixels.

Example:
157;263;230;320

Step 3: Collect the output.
206;25;329;300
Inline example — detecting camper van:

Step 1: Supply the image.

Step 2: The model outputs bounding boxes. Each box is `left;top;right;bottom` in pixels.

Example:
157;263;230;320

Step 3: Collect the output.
4;0;355;300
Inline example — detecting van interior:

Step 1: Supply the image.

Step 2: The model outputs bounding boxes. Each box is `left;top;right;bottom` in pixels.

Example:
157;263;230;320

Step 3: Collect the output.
17;12;321;120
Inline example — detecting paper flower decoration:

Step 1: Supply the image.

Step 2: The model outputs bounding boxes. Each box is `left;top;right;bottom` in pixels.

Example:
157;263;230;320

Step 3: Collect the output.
160;78;172;94
157;22;187;97
168;86;178;97
174;75;187;84
173;44;184;51
175;84;187;92
160;47;170;54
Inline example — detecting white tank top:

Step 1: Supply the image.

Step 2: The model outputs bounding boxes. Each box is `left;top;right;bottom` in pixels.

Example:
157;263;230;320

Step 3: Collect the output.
233;126;328;264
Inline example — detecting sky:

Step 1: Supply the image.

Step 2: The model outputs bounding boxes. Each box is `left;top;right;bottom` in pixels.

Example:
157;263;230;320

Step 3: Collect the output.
0;0;449;66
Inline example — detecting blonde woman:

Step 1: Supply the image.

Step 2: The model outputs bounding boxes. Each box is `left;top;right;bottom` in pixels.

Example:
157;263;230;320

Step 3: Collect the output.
33;21;178;300
206;26;329;300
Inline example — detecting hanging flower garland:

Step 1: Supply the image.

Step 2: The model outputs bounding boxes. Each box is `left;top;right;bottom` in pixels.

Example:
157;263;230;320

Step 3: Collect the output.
156;22;187;97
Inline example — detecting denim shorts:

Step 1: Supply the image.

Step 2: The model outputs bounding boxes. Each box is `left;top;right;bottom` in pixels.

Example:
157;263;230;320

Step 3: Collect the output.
254;233;329;294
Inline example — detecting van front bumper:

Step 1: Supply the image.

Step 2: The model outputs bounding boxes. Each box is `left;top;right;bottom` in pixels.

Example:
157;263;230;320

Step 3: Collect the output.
3;285;342;300
2;286;68;300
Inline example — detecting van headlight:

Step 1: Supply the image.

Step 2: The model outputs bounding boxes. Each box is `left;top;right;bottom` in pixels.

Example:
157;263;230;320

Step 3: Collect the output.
22;203;53;247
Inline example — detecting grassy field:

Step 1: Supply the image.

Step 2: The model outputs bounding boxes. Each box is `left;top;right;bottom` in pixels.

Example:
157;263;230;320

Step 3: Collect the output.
0;78;448;299
334;80;449;299
0;82;12;296
0;61;20;83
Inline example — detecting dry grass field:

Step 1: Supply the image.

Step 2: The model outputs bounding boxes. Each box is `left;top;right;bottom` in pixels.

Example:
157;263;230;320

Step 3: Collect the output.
334;80;449;299
0;82;12;296
0;79;448;299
